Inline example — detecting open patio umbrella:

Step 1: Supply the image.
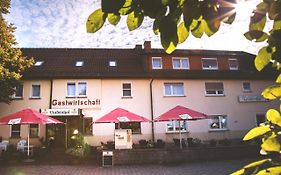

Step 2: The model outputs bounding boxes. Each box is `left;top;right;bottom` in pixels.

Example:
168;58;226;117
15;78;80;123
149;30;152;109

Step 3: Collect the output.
95;107;150;124
154;105;208;149
0;108;64;157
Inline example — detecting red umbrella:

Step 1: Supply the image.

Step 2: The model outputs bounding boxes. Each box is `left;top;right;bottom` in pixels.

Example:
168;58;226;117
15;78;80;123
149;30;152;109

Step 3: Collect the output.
95;108;150;124
154;105;207;149
0;108;63;157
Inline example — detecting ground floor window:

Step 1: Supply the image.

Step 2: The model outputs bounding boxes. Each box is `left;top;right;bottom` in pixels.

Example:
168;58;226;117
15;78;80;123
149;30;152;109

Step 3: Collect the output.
256;114;266;126
83;117;93;135
166;120;188;132
30;124;39;138
115;122;141;134
11;124;21;138
209;115;228;131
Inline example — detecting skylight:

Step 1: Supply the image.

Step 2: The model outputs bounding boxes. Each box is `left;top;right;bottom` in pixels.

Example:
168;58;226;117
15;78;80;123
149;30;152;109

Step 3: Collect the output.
109;60;117;67
75;61;84;67
34;61;44;66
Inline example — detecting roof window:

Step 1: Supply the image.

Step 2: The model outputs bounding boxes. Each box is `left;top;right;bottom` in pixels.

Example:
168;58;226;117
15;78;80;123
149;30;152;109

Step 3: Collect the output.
75;61;84;67
109;60;117;67
34;61;44;66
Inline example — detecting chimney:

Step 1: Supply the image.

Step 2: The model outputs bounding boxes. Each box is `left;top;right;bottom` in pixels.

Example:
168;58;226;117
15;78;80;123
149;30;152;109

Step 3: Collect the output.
135;44;142;50
144;41;151;52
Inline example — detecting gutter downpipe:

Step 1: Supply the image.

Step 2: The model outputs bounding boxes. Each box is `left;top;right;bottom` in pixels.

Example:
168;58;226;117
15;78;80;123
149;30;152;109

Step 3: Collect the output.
46;79;53;144
150;78;155;142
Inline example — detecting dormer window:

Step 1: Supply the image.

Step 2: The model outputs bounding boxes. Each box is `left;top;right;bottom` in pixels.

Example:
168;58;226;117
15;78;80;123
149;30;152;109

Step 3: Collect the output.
202;58;218;70
75;61;84;67
228;58;238;70
109;60;117;67
152;57;162;69
34;61;44;66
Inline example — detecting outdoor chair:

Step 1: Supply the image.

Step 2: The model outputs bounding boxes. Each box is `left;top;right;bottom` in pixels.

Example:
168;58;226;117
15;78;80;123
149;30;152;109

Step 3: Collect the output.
0;140;9;151
17;139;27;152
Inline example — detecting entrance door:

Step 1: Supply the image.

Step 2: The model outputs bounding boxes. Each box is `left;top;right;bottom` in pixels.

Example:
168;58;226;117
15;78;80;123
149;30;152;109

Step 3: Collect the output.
46;117;66;148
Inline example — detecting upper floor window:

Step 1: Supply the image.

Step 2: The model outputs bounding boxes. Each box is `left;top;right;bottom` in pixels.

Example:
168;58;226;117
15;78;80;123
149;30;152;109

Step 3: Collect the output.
122;83;132;97
31;84;41;98
164;83;184;96
11;124;21;138
67;82;87;97
109;60;117;67
13;84;23;99
243;82;252;93
172;57;189;69
205;82;224;96
202;58;218;70
75;61;84;67
152;57;162;69
228;59;238;70
209;115;228;131
34;61;44;66
166;120;188;132
30;124;39;138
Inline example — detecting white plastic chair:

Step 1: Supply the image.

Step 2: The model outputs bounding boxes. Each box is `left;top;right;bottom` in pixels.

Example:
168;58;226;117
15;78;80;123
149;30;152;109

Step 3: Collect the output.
0;140;9;151
17;139;27;152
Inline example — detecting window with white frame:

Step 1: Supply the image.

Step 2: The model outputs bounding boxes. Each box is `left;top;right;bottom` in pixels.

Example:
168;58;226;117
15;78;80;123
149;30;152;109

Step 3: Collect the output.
166;120;188;132
75;61;84;67
30;124;39;138
243;82;252;93
34;60;44;66
67;82;87;97
122;83;132;97
11;124;21;138
109;60;117;67
152;57;162;69
228;58;238;70
13;84;23;98
31;84;41;98
78;82;87;97
172;57;189;69
256;114;266;126
164;83;184;96
209;115;228;130
202;58;218;70
205;82;224;96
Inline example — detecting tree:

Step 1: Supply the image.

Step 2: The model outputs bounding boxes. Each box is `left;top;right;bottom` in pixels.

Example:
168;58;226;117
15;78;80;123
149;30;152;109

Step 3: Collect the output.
87;0;281;174
0;0;34;103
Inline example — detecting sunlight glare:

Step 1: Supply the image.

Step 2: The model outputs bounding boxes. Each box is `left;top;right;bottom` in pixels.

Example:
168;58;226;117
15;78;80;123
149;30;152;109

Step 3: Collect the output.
235;0;257;17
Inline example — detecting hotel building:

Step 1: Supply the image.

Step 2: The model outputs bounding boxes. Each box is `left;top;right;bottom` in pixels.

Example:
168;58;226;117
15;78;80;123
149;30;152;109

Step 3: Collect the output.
0;41;277;148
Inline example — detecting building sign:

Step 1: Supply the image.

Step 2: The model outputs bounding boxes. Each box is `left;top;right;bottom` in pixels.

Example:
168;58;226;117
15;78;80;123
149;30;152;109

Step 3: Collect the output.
238;95;268;103
41;108;80;116
52;99;101;107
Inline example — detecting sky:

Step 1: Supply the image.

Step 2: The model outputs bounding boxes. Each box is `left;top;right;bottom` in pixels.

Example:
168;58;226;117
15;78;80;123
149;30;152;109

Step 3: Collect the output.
5;0;268;54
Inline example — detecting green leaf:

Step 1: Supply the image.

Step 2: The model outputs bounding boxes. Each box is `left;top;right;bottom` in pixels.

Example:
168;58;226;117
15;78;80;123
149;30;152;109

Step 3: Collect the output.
273;20;281;30
119;0;133;15
153;18;160;35
262;85;281;100
256;166;281;175
254;47;272;71
276;74;281;83
102;0;125;13
261;134;280;152
159;16;178;54
108;13;121;26
86;9;107;33
266;109;281;126
250;13;266;31
243;126;271;141
230;168;244;175
269;1;281;20
191;20;204;38
244;31;268;42
127;11;144;31
177;22;189;44
223;12;236;24
244;159;271;169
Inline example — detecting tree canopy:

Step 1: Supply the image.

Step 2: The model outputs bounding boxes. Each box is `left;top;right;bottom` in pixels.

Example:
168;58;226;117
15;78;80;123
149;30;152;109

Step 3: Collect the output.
0;0;34;103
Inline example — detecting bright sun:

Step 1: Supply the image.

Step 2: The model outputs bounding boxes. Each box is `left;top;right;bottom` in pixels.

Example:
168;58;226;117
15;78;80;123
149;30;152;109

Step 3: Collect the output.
234;0;257;17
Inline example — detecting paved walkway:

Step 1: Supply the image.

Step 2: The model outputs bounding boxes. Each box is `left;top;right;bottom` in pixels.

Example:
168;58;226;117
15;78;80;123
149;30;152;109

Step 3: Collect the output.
0;158;254;175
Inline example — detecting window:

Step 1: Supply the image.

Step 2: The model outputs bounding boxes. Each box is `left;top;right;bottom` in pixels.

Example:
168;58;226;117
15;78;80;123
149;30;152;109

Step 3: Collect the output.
75;61;84;67
256;114;266;126
30;124;39;138
14;84;23;98
209;115;228;130
34;61;44;66
164;83;184;96
78;82;87;97
202;58;218;70
205;82;224;96
243;82;252;93
228;59;238;70
67;82;76;97
172;57;189;69
122;83;132;97
84;118;93;135
31;84;40;98
109;60;117;67
115;122;141;134
152;57;162;69
166;120;188;132
11;124;21;138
